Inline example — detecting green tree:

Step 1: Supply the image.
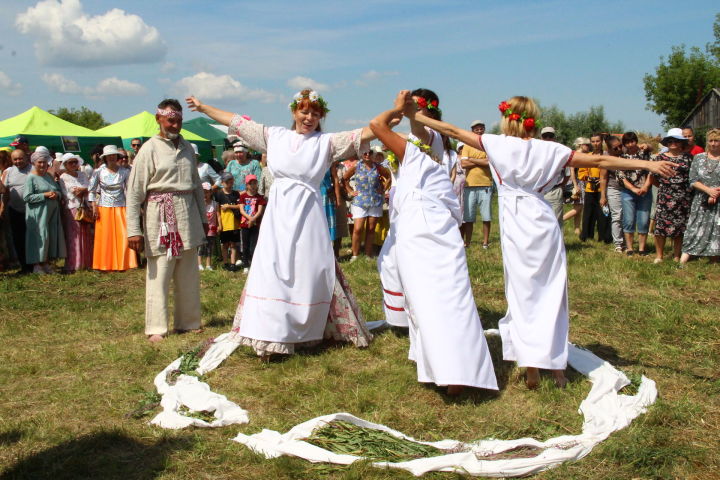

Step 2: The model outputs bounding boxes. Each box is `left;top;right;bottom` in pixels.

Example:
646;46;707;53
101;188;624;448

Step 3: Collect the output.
48;106;109;130
643;15;720;128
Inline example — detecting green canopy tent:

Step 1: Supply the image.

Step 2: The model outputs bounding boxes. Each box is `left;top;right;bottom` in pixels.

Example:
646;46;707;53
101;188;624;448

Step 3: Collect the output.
95;111;213;161
182;117;229;164
0;106;123;164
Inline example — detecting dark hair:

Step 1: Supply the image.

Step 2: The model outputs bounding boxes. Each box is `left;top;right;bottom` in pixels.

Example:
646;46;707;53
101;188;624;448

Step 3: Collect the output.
605;135;621;148
682;126;694;133
411;88;451;151
621;132;638;145
90;144;105;157
591;133;604;141
411;88;441;121
157;98;182;111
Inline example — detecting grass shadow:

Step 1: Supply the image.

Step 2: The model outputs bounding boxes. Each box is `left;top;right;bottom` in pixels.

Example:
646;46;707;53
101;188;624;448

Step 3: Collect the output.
583;342;639;367
0;429;192;480
0;429;23;447
203;315;233;329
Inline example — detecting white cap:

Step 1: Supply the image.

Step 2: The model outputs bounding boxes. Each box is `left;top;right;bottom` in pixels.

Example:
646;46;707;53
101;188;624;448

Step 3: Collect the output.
541;126;556;135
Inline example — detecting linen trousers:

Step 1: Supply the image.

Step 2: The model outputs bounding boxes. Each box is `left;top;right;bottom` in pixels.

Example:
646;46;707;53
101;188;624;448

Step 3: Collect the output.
145;248;202;335
543;186;564;226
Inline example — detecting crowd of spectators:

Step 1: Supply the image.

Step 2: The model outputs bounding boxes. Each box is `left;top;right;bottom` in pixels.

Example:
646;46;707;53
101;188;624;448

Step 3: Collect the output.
1;121;718;275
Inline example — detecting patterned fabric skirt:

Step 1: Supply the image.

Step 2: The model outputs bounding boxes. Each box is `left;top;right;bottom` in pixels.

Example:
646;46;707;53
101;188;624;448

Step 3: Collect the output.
654;184;692;237
229;261;372;355
92;206;138;271
63;206;94;271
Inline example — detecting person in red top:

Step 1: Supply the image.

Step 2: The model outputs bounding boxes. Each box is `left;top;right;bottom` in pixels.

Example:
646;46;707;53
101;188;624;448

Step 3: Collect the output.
238;174;266;273
683;127;705;156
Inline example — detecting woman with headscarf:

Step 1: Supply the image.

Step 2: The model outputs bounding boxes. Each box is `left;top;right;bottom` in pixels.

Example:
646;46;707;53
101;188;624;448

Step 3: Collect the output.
23;150;66;273
58;153;93;272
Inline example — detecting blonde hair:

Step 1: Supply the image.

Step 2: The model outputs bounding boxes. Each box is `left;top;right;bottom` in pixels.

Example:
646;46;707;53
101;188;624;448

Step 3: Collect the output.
706;128;720;141
500;96;540;139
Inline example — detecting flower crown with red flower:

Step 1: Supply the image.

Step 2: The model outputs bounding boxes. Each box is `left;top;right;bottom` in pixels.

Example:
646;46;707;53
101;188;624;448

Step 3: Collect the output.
498;101;540;131
415;96;441;114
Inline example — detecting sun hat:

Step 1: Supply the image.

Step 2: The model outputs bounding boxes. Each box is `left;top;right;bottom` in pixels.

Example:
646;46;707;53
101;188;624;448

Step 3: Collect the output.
660;128;688;146
245;174;257;183
233;141;248;152
221;172;234;182
60;152;84;166
100;145;121;158
370;145;384;154
470;120;485;128
574;137;592;147
541;126;556;135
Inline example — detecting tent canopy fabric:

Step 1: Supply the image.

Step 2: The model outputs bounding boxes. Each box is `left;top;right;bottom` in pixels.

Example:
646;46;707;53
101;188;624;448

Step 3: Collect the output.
0;106;123;164
96;111;214;161
182;117;230;162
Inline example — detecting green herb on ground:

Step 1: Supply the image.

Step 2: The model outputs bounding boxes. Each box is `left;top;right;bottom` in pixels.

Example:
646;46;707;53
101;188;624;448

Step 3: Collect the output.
303;420;449;462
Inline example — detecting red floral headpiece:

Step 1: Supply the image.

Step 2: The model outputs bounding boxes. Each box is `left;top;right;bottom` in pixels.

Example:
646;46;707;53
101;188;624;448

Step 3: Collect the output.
415;97;441;114
499;101;539;131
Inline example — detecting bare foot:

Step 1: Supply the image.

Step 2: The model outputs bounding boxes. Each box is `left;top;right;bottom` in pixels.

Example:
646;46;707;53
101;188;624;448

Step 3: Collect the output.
446;385;465;396
148;334;164;343
525;367;540;390
552;370;567;389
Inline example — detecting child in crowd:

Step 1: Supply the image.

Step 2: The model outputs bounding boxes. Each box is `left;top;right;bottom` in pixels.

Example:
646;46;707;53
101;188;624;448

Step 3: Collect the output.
198;182;218;271
238;174;266;273
215;172;241;271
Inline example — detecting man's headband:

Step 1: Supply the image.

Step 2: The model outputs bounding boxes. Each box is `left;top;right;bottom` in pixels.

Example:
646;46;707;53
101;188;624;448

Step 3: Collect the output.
157;108;183;119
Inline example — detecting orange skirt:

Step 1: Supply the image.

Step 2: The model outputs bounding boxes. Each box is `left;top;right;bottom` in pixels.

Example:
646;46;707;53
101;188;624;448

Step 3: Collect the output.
92;206;138;271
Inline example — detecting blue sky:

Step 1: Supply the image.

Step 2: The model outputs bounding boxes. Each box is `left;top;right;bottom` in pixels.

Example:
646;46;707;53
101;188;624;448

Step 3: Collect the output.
0;0;717;138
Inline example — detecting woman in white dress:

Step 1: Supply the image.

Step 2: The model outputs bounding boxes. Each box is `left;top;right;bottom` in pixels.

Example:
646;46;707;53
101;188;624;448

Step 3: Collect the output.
186;90;374;358
403;94;676;389
371;92;498;395
377;88;446;329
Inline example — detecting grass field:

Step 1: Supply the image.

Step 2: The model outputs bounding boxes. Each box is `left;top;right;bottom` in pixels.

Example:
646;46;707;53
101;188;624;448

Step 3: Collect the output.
1;217;719;479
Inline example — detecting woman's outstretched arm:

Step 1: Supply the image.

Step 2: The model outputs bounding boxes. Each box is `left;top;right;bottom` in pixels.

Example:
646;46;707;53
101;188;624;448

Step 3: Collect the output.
369;92;407;161
186;96;235;126
571;152;676;178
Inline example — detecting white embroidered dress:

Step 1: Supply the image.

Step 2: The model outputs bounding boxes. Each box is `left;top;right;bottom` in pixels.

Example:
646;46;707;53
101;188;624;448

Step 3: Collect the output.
378;129;445;327
391;139;497;389
480;134;573;370
226;116;371;354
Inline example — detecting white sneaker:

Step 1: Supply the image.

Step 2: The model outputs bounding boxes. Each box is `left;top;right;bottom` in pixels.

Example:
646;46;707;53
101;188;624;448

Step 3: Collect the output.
205;265;213;271
198;265;204;271
349;255;358;263
235;260;243;266
243;267;249;274
614;246;623;253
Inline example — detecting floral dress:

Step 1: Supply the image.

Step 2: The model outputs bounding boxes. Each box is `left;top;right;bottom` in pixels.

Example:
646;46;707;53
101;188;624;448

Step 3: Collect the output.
351;161;383;210
682;153;720;256
653;152;692;237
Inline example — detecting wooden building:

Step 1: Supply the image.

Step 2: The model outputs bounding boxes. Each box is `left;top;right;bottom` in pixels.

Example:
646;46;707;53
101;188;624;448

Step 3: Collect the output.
682;87;720;131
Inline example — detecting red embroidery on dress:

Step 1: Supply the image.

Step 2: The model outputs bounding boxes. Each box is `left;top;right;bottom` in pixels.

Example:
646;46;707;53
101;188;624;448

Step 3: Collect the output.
384;303;405;312
564;151;575;168
383;288;403;297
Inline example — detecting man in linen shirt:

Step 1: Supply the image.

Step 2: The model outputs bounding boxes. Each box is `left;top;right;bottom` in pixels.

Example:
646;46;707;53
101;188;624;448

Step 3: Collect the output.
127;99;208;343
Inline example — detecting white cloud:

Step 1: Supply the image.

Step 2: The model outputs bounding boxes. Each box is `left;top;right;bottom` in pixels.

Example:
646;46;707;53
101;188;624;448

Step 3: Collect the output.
16;0;166;67
42;73;147;97
174;72;280;103
355;70;399;87
0;71;22;96
287;76;329;92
